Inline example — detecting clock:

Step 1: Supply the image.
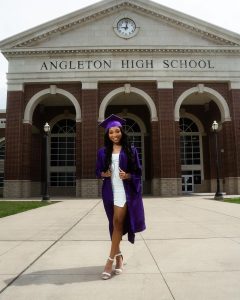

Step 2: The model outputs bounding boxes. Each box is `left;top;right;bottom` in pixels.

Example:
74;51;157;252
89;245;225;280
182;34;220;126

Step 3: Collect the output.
117;18;136;36
113;16;139;39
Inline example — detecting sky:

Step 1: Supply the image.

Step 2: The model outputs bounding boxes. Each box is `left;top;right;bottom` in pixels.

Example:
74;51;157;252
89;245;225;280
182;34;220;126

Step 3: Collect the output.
0;0;240;109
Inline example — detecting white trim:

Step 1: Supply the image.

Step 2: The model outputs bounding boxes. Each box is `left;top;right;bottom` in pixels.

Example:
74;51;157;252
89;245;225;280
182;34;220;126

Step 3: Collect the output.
98;85;158;122
174;84;231;123
82;82;98;90
7;83;24;92
229;82;240;90
157;81;173;89
23;86;81;124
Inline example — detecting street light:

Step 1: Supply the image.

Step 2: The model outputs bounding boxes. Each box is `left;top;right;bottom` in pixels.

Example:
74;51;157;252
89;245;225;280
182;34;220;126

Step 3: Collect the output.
42;122;51;202
211;120;224;200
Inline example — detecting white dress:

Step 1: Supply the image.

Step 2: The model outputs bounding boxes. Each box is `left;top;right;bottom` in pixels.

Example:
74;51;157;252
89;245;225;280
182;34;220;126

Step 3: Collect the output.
111;153;127;207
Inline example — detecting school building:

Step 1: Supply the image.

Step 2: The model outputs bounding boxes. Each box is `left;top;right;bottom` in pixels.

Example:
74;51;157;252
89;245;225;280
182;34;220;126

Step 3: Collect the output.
0;0;240;198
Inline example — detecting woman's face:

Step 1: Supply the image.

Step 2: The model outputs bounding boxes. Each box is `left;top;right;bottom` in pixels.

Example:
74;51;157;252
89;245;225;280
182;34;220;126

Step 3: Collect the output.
108;126;122;145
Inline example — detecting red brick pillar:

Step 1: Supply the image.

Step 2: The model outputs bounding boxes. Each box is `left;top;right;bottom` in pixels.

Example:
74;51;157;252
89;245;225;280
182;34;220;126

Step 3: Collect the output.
76;121;82;197
4;90;25;197
224;88;240;194
21;123;32;197
80;87;98;198
158;87;181;195
151;121;161;195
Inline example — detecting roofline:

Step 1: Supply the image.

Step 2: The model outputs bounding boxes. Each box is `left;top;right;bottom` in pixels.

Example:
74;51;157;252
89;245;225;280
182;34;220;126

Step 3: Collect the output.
2;46;240;57
0;0;240;49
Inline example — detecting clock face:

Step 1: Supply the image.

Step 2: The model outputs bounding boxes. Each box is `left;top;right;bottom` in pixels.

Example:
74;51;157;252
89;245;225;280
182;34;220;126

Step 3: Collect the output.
117;18;136;36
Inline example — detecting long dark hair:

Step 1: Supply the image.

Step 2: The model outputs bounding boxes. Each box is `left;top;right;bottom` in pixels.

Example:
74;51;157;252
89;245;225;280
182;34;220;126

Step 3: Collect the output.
103;127;136;172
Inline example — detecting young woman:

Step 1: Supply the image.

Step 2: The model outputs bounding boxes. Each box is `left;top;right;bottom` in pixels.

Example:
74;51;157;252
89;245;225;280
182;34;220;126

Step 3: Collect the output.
96;114;146;280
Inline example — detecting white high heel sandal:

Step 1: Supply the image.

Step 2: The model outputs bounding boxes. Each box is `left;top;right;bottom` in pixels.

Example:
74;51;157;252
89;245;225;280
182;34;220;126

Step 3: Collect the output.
114;253;123;275
101;256;114;280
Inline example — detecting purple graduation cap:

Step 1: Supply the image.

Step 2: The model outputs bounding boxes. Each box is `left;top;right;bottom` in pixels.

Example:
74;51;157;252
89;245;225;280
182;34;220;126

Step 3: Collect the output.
99;114;126;131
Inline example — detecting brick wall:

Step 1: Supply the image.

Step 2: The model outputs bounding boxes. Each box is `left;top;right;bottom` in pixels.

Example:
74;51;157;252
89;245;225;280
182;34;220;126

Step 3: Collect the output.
158;88;178;178
4;91;24;180
81;89;98;179
229;89;240;177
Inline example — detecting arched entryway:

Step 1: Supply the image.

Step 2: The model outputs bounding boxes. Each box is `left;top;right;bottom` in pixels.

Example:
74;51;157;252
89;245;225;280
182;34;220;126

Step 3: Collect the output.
99;84;156;194
175;84;231;193
22;85;81;197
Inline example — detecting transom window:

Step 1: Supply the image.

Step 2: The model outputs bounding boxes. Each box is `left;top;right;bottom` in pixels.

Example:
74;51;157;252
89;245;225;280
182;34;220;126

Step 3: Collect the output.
123;118;143;166
50;119;76;187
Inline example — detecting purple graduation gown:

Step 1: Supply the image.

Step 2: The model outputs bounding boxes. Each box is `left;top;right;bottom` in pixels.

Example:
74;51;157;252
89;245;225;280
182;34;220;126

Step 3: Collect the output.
96;146;146;244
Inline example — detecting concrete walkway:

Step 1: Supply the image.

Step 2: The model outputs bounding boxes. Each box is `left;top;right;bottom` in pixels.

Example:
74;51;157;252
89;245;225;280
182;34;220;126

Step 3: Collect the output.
0;195;240;300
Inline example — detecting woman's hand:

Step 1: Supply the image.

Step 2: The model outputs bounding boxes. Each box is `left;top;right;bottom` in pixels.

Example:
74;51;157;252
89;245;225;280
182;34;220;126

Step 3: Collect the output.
119;168;131;180
101;170;112;177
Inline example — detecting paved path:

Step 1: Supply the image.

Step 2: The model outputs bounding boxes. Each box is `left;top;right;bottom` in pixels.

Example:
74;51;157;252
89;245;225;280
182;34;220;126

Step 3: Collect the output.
0;196;240;299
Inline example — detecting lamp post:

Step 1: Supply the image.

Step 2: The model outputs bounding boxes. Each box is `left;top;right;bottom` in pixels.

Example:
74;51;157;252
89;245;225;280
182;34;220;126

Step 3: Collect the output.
211;120;224;200
42;122;51;202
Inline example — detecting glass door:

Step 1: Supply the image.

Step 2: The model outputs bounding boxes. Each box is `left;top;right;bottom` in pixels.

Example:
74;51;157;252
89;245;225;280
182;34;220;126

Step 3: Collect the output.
182;175;194;193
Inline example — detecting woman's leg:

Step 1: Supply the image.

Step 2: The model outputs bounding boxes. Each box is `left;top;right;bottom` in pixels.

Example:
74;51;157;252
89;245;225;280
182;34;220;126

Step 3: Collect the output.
103;204;127;274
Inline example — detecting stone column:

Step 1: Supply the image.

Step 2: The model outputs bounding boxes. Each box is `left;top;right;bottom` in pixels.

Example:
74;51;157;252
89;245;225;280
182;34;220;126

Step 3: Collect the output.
80;83;98;198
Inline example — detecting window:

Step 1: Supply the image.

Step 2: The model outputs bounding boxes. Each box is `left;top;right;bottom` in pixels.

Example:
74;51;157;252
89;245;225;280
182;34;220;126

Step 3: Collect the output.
0;173;3;188
180;118;202;185
180;135;200;165
180;118;201;166
50;119;76;187
123;118;143;164
0;140;5;160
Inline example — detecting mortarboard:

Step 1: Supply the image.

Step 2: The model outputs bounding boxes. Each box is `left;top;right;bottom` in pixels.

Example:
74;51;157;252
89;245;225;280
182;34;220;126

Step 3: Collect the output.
99;114;126;130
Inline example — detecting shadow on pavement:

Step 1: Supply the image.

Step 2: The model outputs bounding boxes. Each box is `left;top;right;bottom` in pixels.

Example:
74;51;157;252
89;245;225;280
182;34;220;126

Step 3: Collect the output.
4;266;110;285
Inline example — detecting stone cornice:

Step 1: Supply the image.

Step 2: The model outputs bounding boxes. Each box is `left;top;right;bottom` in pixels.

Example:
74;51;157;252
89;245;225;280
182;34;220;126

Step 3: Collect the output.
1;0;240;50
2;46;240;57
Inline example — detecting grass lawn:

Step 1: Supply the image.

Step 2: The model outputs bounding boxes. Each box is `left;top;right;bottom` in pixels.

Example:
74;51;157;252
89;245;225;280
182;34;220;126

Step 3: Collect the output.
0;201;58;218
224;198;240;204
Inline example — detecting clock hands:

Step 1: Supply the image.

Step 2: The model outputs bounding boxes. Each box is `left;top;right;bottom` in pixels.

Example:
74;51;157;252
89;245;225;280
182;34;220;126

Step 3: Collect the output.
121;21;129;31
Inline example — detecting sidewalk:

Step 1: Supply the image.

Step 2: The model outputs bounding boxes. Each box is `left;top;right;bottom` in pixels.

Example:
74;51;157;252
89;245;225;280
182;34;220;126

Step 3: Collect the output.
0;195;240;300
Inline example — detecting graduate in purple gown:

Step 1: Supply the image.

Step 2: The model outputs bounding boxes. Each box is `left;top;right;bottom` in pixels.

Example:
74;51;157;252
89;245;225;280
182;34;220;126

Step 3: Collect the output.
96;114;146;280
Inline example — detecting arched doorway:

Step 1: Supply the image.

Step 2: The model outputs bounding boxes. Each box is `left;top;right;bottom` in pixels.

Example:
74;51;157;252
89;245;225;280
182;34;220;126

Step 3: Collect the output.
22;86;80;197
100;85;155;194
175;84;232;193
